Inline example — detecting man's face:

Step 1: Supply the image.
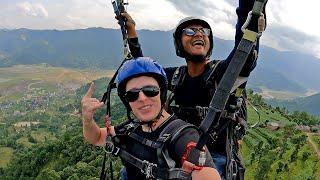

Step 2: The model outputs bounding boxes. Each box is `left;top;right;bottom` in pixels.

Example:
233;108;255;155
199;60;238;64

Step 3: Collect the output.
126;76;161;122
181;24;210;57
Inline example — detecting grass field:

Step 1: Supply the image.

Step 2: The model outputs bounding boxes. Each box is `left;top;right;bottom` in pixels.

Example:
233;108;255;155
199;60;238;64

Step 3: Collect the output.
257;86;305;100
0;64;114;102
31;130;57;143
0;147;13;168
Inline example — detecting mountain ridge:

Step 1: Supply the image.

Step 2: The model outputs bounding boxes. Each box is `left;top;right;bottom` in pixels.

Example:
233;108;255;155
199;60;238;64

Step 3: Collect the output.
1;27;319;94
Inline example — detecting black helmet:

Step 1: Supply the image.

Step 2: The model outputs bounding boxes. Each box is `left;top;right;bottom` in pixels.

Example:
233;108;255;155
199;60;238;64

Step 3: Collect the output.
173;17;214;58
117;57;168;110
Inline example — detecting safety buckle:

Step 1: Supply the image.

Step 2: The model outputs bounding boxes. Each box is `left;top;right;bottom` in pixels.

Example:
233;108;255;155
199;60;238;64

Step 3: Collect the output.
103;141;120;156
141;160;157;179
124;123;135;131
232;159;238;178
196;106;209;119
158;133;171;143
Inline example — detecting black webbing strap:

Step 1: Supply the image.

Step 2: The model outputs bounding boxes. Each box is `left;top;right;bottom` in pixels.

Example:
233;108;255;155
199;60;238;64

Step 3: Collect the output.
111;146;190;179
128;133;163;148
196;0;268;150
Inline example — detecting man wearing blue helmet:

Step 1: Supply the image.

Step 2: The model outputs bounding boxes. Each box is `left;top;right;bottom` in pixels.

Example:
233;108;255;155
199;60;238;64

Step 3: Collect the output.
118;0;266;178
81;57;221;179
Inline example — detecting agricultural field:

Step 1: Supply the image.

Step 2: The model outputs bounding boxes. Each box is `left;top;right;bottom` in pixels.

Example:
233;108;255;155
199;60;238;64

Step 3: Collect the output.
0;64;113;169
0;64;114;102
242;104;320;179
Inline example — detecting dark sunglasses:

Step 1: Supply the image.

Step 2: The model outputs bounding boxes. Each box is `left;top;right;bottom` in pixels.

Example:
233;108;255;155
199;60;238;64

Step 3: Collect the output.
124;85;160;102
182;27;211;36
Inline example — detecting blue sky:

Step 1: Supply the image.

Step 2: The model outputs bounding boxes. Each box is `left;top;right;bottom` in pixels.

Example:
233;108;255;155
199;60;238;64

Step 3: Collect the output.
0;0;319;58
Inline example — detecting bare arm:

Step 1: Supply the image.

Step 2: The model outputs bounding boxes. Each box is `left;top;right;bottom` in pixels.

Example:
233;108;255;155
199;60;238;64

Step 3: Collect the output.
192;167;221;180
81;82;115;146
119;12;137;38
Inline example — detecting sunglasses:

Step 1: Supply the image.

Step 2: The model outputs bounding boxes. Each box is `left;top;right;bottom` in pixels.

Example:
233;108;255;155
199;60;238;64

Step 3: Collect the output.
124;85;160;102
182;27;211;36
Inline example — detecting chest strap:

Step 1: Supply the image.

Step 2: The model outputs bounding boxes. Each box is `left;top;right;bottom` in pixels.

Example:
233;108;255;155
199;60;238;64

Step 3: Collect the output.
108;119;196;179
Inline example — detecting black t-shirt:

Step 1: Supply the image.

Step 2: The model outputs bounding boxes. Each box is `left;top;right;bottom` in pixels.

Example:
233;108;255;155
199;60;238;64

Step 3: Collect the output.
115;116;214;180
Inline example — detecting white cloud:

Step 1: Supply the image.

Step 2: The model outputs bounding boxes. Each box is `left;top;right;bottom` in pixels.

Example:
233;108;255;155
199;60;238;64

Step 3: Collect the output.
0;0;319;58
17;2;48;18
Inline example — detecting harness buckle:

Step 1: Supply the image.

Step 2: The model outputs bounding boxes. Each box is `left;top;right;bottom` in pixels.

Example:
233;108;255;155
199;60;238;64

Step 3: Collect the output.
104;141;120;156
195;106;209;119
227;159;238;179
141;160;157;179
159;133;171;142
124;123;135;131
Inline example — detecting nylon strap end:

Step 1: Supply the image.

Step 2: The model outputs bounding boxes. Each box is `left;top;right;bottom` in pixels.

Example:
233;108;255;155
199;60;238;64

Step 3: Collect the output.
243;29;258;42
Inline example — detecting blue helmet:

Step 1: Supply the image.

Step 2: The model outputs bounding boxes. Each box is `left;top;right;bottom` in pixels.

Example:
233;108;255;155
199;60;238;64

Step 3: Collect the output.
117;57;168;108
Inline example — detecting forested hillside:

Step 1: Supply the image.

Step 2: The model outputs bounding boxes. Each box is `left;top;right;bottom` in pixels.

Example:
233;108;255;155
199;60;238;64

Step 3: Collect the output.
1;28;320;94
0;73;320;179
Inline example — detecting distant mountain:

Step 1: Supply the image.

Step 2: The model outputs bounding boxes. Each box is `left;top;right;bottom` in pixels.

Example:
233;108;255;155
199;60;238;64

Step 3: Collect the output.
266;93;320;116
1;28;320;93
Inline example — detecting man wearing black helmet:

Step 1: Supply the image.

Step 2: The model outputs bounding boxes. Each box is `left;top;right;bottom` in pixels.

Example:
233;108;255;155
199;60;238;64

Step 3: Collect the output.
119;0;266;178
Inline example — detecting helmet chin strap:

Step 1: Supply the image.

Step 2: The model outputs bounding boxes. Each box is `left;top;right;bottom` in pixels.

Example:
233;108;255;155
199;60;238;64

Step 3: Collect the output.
184;53;206;63
138;105;165;131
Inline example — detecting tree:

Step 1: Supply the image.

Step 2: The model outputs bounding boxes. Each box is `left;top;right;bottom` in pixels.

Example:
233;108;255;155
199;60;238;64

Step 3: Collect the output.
36;169;61;180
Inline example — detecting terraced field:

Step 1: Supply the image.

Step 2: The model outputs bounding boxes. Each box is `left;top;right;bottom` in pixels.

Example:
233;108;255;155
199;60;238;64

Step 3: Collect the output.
242;105;320;179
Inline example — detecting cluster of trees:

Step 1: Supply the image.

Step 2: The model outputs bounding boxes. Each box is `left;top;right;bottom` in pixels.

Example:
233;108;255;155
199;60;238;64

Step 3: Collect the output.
1;127;123;179
2;78;319;179
1;77;127;179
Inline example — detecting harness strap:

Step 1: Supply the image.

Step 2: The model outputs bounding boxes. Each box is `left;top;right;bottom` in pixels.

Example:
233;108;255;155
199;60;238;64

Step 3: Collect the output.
109;118;197;179
128;133;163;148
157;119;198;169
197;0;268;150
110;141;191;179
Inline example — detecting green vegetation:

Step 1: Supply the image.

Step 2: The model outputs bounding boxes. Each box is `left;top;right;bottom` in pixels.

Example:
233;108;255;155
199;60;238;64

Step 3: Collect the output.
0;147;13;168
312;135;320;150
0;66;121;179
242;90;320;179
0;66;319;179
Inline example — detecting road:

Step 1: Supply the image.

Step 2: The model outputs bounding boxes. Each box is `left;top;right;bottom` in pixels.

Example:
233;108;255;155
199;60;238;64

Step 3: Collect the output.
306;133;320;159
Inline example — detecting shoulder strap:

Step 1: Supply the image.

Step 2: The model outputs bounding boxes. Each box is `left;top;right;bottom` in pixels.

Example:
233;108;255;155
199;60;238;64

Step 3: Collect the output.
157;118;197;170
159;118;196;144
204;60;221;94
171;66;187;92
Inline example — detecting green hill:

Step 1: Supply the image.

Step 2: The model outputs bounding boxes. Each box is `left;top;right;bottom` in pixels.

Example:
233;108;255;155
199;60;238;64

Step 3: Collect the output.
243;91;320;179
1;28;320;94
266;93;320;116
0;70;319;179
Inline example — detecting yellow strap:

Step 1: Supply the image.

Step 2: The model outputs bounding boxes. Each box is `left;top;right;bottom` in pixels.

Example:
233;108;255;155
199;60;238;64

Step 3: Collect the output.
235;88;244;97
243;29;258;42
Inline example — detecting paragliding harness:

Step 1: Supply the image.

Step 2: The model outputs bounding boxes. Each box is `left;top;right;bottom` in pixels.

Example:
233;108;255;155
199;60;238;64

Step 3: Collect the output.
167;60;248;179
99;0;132;179
104;118;205;179
99;1;207;179
192;0;268;180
